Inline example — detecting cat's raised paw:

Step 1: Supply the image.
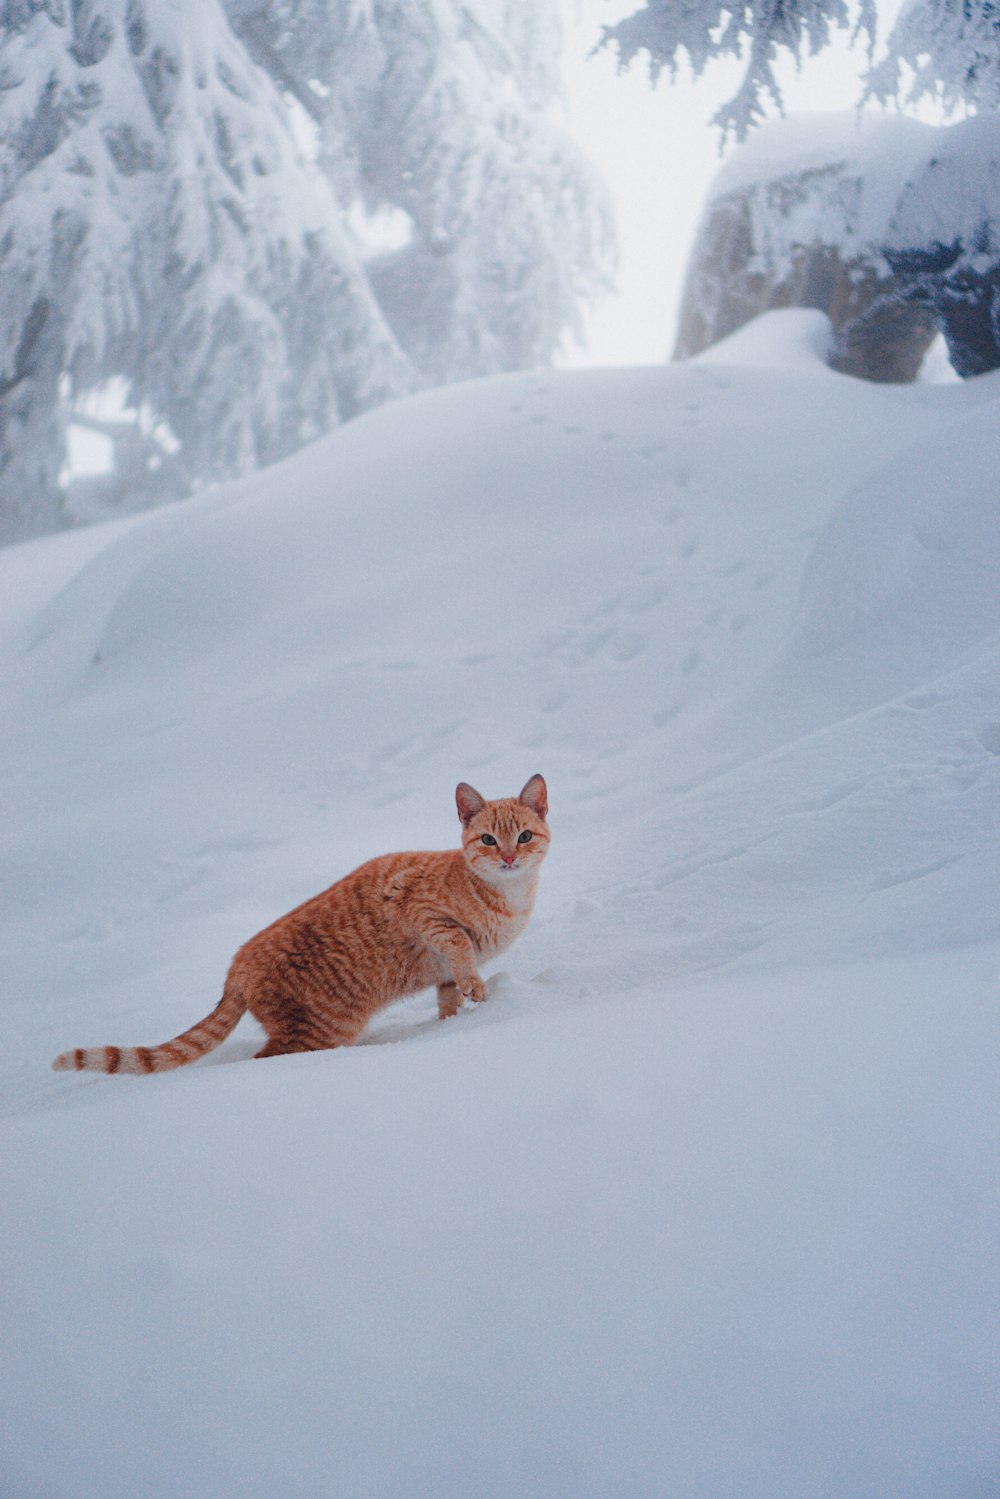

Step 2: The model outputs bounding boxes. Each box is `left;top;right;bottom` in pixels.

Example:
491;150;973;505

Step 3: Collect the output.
461;976;487;1003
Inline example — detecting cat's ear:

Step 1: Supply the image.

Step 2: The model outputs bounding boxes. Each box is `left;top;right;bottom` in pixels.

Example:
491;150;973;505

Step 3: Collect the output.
456;782;486;824
518;774;548;819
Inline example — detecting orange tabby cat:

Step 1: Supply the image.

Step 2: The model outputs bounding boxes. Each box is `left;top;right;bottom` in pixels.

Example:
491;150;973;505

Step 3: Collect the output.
52;775;549;1074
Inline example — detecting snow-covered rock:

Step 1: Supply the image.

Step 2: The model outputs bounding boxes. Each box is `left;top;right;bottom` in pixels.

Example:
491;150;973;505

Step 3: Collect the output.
676;112;1000;381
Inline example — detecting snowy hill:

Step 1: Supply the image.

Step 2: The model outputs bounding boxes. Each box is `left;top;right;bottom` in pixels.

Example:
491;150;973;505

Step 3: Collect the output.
2;311;997;1499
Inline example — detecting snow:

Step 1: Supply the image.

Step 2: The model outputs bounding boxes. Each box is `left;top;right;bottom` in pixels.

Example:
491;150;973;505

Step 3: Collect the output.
707;110;1000;261
708;110;938;206
2;310;998;1498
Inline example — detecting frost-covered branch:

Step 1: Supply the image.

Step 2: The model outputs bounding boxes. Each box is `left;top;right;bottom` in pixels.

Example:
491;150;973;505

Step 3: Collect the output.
867;0;1000;112
598;0;1000;137
602;0;1000;134
600;0;875;140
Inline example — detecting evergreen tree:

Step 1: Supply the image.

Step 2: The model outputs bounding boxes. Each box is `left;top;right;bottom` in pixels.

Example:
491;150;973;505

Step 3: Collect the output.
0;0;411;540
0;0;612;543
601;0;1000;139
227;1;614;380
869;0;1000;113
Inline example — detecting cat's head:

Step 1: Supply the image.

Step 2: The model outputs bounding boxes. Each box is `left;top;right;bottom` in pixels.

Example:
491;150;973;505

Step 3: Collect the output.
456;774;549;885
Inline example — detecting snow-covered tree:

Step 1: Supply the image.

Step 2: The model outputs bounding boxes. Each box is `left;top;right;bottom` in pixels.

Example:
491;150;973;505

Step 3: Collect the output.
0;0;411;540
227;1;615;380
868;0;1000;113
0;0;612;543
600;0;1000;139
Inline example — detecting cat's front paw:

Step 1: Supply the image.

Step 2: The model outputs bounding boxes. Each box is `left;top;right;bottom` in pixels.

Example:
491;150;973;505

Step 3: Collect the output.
460;975;487;1003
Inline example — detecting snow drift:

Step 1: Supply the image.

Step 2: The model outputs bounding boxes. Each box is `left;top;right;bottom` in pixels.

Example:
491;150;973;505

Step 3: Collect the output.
1;311;997;1499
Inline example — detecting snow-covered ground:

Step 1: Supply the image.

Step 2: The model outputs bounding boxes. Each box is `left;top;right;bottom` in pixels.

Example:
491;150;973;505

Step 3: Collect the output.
2;311;997;1499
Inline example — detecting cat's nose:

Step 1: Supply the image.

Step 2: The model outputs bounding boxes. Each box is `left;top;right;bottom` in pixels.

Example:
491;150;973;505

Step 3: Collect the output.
501;853;517;866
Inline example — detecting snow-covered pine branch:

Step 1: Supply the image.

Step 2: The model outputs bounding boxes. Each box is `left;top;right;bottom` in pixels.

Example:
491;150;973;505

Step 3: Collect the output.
599;0;876;141
600;0;1000;138
868;0;1000;112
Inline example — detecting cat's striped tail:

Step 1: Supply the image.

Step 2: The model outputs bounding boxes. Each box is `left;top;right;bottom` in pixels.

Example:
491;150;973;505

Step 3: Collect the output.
51;979;246;1075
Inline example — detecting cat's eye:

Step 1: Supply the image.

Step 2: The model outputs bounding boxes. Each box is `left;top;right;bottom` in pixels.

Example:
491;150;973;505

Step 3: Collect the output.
517;830;533;843
481;834;497;846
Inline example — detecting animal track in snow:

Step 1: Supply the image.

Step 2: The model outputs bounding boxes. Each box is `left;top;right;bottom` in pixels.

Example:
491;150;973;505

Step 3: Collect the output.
539;626;611;668
795;778;865;812
870;856;962;891
153;860;213;905
53;917;114;945
627;582;670;614
681;647;702;676
680;537;700;559
537;688;568;713
608;632;645;663
379;722;461;765
976;722;1000;755
542;622;647;668
196;833;285;860
372;787;409;807
588;593;625;621
731;613;751;633
653;703;682;728
528;966;567;987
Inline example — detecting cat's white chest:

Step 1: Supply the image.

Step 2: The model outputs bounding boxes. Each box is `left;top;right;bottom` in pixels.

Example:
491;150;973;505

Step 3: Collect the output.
477;877;537;959
488;907;530;956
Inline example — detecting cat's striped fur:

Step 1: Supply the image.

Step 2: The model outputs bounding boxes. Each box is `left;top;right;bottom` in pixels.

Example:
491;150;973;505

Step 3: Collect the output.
52;775;549;1074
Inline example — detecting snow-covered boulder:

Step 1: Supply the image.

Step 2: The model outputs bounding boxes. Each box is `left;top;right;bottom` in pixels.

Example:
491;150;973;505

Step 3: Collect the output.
676;113;1000;381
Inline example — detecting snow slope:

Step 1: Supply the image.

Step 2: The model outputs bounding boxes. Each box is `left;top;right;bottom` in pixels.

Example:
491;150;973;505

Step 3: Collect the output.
2;311;997;1499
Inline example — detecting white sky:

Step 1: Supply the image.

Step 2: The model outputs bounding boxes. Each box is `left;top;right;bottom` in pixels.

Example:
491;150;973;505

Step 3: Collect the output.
561;0;915;366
